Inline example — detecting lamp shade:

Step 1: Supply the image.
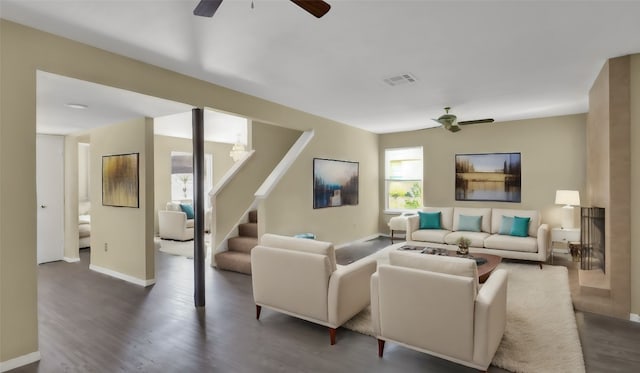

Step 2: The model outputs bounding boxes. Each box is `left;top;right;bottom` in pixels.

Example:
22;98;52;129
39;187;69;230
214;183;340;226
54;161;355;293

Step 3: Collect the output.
555;190;580;206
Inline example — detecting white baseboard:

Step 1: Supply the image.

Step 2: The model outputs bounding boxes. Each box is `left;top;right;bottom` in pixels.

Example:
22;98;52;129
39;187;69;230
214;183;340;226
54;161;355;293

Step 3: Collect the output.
335;233;384;249
89;264;156;287
630;313;640;323
0;351;40;372
63;257;80;263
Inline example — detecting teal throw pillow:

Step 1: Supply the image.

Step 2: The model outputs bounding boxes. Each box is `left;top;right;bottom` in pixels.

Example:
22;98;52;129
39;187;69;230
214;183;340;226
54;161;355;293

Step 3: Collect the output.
180;203;195;219
510;216;531;237
458;214;482;232
499;216;514;235
418;211;441;229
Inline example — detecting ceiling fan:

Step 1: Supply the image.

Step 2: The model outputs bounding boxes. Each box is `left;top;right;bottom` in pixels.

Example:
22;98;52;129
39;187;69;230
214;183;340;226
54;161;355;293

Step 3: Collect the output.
194;0;331;18
432;107;494;133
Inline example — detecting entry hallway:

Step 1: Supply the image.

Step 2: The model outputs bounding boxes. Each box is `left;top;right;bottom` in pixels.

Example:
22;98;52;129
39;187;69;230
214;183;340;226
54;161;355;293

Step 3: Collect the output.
12;244;640;373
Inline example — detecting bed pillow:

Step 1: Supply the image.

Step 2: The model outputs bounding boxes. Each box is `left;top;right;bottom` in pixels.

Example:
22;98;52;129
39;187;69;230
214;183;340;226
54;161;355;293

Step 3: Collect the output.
180;203;195;219
510;216;531;237
499;215;514;235
458;215;482;232
418;211;441;229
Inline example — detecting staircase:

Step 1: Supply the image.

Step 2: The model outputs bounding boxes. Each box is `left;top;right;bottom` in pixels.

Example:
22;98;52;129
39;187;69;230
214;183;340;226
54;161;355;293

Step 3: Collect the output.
215;210;258;275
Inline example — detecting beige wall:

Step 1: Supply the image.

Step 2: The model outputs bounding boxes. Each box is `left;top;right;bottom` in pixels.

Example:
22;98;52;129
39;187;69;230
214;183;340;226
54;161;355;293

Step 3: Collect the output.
587;62;611;209
89;118;155;282
378;114;587;232
630;54;640;317
63;135;80;260
583;56;632;319
78;142;91;202
216;122;300;249
261;124;379;244
0;19;380;364
0;20;39;363
153;135;235;234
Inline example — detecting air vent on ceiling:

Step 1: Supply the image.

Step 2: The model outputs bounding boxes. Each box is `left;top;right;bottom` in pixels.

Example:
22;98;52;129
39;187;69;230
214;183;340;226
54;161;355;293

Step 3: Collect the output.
384;73;417;86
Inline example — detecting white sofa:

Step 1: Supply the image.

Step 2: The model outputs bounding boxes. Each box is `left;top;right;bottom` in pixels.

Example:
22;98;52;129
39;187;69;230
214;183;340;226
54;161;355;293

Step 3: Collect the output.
371;250;508;371
406;207;550;265
251;234;377;345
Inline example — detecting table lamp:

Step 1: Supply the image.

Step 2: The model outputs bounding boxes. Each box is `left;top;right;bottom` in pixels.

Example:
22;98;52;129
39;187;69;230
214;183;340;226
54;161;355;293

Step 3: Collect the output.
555;190;580;229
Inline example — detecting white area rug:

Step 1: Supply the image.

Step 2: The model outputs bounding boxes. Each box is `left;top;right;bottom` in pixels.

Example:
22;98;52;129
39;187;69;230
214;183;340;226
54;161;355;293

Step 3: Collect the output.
158;238;210;259
342;247;585;373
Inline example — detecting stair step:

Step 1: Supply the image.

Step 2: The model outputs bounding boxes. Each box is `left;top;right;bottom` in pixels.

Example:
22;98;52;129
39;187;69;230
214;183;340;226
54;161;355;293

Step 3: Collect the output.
248;210;258;223
239;222;258;238
228;236;258;254
215;251;252;275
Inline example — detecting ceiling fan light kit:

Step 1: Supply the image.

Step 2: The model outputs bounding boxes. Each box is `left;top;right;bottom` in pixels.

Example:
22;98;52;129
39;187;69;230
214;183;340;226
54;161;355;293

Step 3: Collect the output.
434;107;460;132
432;107;494;133
194;0;330;18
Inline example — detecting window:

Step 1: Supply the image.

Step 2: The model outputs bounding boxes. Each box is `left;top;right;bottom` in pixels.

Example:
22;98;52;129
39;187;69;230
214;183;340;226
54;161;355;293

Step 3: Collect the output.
385;147;423;210
170;151;214;208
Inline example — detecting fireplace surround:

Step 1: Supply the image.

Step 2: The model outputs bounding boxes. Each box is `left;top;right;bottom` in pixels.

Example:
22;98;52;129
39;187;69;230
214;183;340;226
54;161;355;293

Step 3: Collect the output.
580;207;605;271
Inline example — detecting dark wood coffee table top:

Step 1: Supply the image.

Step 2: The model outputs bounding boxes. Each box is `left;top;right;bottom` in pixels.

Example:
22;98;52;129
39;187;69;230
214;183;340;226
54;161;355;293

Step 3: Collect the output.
397;245;502;283
469;252;502;283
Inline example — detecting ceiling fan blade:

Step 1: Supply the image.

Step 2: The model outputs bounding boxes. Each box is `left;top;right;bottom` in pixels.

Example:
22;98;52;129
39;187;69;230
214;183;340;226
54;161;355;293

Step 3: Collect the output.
290;0;331;18
458;118;495;126
194;0;224;17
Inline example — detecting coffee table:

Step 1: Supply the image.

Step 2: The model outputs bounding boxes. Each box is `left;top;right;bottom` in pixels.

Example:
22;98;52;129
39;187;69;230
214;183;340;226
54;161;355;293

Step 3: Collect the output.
471;252;502;283
397;246;502;283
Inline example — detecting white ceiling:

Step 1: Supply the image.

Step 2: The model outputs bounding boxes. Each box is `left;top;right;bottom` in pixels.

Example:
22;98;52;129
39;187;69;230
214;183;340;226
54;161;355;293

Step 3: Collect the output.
37;71;248;143
36;71;192;135
5;1;640;134
154;110;248;144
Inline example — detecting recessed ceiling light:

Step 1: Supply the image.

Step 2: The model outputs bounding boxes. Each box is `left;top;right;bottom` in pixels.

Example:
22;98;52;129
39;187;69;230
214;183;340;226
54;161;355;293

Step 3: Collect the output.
66;103;88;109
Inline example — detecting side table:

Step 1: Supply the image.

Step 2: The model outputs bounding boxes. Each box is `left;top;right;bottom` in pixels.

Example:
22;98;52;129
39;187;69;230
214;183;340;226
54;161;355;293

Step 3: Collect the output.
568;241;581;262
550;227;580;264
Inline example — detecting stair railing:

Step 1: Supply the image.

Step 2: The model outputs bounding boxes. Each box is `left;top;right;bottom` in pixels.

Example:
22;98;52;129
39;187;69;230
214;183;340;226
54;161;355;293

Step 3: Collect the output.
254;130;315;199
210;129;315;264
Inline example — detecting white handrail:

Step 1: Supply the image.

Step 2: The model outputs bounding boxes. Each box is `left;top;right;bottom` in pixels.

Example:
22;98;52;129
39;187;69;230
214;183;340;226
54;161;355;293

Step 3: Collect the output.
254;130;315;199
209;150;256;197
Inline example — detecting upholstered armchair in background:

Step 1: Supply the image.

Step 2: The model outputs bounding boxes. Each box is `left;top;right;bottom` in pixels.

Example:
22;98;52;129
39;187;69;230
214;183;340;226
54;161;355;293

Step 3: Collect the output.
158;201;213;241
158;202;194;241
251;234;377;345
371;251;508;371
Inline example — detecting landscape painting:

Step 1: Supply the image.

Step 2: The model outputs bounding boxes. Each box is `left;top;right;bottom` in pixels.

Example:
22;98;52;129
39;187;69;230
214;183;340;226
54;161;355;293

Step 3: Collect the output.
455;152;521;202
313;158;359;209
102;153;139;208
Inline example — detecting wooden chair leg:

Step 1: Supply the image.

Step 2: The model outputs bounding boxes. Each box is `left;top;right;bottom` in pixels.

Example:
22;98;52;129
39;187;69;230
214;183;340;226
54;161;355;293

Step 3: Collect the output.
256;305;262;320
329;328;337;345
539;262;543;269
377;339;385;357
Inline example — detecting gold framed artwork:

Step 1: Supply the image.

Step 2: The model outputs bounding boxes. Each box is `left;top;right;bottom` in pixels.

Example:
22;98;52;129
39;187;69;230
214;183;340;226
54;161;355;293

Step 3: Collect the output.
102;153;139;208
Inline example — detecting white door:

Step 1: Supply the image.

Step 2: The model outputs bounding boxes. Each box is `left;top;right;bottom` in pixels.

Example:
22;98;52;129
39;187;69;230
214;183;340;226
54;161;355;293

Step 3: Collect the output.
37;134;65;264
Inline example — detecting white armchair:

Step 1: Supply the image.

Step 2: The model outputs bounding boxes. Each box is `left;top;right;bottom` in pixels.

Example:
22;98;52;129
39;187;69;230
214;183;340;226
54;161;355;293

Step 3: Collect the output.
371;250;508;371
251;234;377;345
158;202;194;241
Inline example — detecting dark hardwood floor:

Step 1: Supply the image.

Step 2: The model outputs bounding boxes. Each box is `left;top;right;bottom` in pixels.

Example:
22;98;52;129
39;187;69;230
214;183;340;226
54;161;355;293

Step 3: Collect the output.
10;239;640;372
